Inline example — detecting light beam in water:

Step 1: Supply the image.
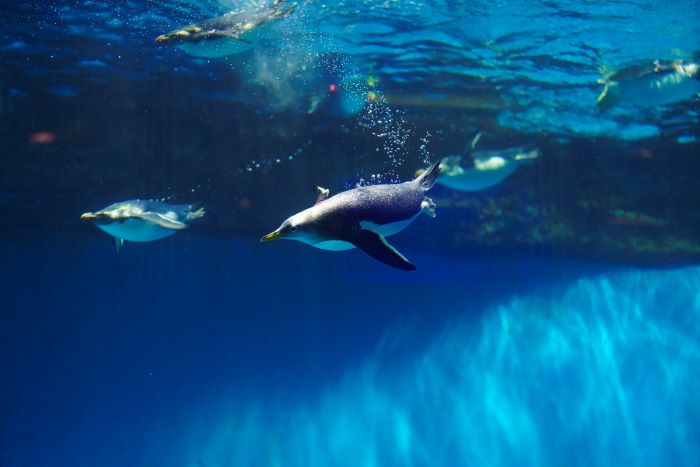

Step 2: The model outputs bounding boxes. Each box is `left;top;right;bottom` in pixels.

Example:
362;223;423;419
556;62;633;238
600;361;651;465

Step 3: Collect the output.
184;266;700;467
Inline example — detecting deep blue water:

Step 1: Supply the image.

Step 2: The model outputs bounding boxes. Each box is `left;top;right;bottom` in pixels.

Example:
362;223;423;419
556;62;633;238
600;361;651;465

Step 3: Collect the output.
2;1;700;466
2;234;699;466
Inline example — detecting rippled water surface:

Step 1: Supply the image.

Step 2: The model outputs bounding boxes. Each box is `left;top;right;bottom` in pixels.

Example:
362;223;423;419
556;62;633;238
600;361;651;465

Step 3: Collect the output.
3;0;699;136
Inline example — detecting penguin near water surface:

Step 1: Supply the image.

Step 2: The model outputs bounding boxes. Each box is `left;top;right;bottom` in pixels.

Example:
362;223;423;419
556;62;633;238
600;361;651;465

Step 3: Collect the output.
261;161;442;270
596;60;700;110
155;0;296;58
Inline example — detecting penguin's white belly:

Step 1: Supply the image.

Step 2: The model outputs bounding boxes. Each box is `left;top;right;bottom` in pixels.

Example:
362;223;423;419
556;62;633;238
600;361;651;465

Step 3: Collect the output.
306;214;420;252
618;73;700;107
176;28;264;58
312;240;355;251
97;219;177;242
439;164;518;192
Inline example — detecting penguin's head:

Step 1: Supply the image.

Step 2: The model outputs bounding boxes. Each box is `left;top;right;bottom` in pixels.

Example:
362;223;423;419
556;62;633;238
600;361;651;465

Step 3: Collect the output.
81;203;140;225
155;26;203;45
81;210;122;225
261;212;316;244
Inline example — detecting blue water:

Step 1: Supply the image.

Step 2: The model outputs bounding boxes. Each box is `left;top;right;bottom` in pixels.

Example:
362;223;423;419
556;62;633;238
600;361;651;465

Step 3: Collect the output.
2;234;699;466
3;0;699;139
2;1;700;466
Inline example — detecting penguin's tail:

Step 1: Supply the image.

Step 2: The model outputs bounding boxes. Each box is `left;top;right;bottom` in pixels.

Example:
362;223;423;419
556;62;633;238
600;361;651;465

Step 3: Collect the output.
185;203;206;221
415;160;442;190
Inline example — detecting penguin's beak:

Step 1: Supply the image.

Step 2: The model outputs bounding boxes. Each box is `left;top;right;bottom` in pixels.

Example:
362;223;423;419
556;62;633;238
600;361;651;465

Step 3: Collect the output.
80;212;97;220
155;35;168;44
261;230;282;242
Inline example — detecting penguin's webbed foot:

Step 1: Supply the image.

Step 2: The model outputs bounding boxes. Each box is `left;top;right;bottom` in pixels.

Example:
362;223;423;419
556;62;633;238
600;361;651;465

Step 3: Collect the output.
421;197;436;218
315;186;330;204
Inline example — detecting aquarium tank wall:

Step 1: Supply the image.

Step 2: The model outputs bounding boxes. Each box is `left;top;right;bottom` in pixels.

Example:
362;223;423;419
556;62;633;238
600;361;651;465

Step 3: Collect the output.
1;1;699;466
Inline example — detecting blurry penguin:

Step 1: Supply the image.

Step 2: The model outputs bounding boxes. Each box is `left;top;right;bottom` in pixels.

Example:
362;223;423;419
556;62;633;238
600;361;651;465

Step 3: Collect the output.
155;0;296;58
81;200;205;252
416;133;540;192
596;60;700;111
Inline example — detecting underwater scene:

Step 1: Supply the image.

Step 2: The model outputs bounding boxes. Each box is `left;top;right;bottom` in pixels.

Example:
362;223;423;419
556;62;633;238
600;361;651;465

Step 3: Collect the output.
1;0;700;466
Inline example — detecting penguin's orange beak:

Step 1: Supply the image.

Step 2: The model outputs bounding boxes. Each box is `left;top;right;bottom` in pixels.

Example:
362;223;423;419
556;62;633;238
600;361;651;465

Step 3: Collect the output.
261;230;282;242
80;212;97;220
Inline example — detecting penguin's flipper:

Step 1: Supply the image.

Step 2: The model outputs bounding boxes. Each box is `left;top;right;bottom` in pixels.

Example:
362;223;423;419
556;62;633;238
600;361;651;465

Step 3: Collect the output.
113;237;124;253
465;131;482;154
138;213;188;230
596;83;610;108
349;230;416;271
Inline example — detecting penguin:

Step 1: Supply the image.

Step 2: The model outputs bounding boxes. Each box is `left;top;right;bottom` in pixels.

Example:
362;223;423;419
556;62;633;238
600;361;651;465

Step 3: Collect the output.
261;161;441;270
416;133;540;192
155;0;296;58
81;200;205;252
596;60;700;111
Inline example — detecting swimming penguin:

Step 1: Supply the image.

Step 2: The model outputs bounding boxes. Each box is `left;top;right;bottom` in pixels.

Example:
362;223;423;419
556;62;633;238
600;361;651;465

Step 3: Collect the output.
261;161;442;270
596;60;700;111
81;200;205;251
416;134;540;192
155;0;296;58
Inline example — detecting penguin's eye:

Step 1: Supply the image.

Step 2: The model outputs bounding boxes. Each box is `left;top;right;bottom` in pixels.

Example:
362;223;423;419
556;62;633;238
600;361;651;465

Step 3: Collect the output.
289;226;297;232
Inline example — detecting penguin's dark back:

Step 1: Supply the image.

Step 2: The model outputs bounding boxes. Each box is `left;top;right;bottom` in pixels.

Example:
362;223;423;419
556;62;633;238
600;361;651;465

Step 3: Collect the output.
317;181;425;227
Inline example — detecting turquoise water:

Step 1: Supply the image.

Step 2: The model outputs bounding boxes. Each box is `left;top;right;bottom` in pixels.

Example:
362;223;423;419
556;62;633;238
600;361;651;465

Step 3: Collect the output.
1;1;700;466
